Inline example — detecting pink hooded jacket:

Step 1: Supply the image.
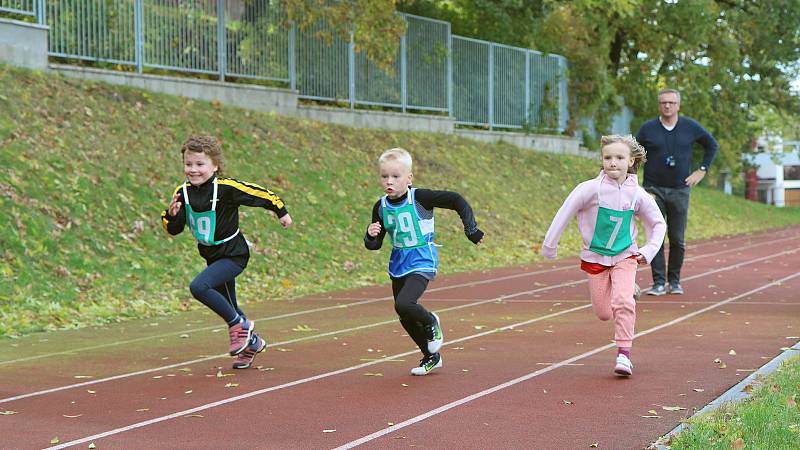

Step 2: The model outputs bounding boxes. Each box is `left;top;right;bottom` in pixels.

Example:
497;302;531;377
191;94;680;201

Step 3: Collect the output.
541;171;666;265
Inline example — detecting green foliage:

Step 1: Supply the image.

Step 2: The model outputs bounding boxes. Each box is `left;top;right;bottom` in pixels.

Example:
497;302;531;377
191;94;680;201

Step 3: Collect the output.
666;356;800;449
1;64;799;337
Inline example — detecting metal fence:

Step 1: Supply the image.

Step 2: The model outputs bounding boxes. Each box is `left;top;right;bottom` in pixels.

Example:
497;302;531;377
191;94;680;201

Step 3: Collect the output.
2;0;569;131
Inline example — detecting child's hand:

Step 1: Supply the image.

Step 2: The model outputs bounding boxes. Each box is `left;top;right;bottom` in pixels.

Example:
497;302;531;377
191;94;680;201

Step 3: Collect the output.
168;193;182;217
279;214;293;229
636;254;646;265
367;221;382;237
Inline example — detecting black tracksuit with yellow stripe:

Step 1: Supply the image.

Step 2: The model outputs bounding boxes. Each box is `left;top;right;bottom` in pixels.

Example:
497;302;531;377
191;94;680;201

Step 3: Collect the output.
161;175;288;268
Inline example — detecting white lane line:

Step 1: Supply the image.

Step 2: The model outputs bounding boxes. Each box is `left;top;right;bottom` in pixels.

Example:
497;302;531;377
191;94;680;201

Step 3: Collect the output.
3;244;796;404
41;253;799;449
0;265;576;366
335;271;800;449
3;229;793;366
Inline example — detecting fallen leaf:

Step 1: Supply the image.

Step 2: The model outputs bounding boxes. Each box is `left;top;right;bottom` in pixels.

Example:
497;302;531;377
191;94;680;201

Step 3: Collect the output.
180;334;190;338
771;384;781;393
363;373;383;377
648;410;658;415
179;368;192;372
322;429;336;433
743;385;754;393
713;358;722;364
276;348;293;352
387;422;394;426
590;444;598;448
474;325;486;330
788;398;797;408
662;406;687;411
733;438;745;449
462;369;470;372
87;390;96;394
693;388;705;393
562;400;573;405
185;390;193;394
719;363;727;369
291;324;317;332
89;443;96;449
729;349;737;356
186;414;204;418
152;376;163;379
401;383;409;387
136;408;149;412
73;375;93;379
641;415;661;419
225;383;239;388
63;414;83;418
51;437;60;444
0;411;18;415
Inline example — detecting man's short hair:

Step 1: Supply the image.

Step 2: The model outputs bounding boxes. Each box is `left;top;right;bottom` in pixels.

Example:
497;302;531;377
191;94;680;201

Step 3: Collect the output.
658;88;681;103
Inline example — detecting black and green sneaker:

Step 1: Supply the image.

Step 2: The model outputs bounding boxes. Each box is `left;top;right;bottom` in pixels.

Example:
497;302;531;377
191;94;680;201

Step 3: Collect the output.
426;312;444;354
411;353;442;376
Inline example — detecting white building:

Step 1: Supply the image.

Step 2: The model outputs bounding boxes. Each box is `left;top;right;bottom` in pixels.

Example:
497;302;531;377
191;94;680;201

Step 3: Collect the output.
745;140;800;207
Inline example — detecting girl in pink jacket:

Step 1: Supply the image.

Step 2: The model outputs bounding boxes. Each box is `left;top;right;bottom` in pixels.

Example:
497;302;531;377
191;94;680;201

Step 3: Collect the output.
541;135;666;376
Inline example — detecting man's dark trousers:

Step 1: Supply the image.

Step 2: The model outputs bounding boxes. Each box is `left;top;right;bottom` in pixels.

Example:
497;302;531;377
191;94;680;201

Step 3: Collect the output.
645;185;690;286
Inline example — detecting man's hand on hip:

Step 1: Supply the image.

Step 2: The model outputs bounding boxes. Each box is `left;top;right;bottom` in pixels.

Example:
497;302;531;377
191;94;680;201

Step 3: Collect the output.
685;169;706;187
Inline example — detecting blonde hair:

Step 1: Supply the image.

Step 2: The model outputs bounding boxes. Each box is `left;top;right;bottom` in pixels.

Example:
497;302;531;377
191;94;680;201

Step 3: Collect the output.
600;134;647;173
181;135;224;175
378;147;413;172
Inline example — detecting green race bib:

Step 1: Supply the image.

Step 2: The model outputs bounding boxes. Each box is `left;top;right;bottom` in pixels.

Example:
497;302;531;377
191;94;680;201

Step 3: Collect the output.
183;178;239;246
588;177;637;256
382;198;426;249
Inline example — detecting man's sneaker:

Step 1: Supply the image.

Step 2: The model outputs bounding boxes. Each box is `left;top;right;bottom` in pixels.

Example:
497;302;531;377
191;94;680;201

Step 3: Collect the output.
233;335;267;369
614;354;633;376
425;312;444;354
633;283;641;301
228;319;254;356
411;353;442;376
646;284;666;296
669;282;684;295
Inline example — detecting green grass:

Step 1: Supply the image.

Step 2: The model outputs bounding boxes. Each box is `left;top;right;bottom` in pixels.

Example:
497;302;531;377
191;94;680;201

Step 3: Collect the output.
665;355;800;449
1;63;800;336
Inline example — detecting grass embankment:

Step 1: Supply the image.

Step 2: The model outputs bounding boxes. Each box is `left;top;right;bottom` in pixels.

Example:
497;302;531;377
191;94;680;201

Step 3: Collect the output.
665;355;800;449
2;63;800;336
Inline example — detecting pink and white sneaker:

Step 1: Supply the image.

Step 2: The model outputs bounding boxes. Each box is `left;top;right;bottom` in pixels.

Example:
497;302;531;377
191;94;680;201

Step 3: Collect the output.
614;354;633;376
228;319;254;356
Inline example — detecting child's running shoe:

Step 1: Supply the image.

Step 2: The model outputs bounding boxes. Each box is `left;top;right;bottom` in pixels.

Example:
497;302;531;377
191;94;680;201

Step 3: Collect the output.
228;319;254;356
426;312;444;354
633;283;641;301
233;334;267;369
614;353;633;376
411;353;442;376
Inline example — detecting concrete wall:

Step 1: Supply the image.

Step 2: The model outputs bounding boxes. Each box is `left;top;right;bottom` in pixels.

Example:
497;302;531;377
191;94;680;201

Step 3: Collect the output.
455;129;590;158
295;105;455;134
50;64;298;116
0;18;48;70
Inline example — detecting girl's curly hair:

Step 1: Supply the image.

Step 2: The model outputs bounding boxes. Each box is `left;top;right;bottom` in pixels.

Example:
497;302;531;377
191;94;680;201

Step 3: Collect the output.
181;135;224;175
600;134;647;173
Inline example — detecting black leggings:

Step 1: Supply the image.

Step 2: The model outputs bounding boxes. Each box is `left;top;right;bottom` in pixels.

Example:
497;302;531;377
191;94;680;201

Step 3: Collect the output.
392;273;434;356
189;258;246;326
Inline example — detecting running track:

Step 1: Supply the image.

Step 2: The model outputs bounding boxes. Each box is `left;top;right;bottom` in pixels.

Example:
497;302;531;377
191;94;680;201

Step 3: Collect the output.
1;227;799;449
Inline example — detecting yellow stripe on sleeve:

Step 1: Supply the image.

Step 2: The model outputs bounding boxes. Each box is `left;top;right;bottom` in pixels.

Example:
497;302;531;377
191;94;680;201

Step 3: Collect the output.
219;179;285;209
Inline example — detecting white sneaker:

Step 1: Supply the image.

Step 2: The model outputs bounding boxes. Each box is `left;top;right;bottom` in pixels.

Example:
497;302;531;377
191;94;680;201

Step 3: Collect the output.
614;354;633;376
426;312;444;354
411;353;442;376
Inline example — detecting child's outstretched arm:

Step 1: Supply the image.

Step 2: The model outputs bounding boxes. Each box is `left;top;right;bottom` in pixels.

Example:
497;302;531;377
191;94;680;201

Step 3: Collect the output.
223;178;290;226
541;184;587;259
415;189;483;244
161;185;187;235
364;200;385;250
634;187;666;264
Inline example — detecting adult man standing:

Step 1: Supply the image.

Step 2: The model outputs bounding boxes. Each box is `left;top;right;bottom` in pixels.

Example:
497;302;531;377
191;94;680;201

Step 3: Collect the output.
636;89;718;295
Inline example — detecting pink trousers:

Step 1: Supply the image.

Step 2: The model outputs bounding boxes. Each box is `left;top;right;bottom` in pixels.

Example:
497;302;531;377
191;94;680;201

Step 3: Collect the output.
586;257;637;348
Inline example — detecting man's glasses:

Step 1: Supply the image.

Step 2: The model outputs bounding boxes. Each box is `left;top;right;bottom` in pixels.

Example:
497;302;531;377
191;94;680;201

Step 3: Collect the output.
659;101;678;105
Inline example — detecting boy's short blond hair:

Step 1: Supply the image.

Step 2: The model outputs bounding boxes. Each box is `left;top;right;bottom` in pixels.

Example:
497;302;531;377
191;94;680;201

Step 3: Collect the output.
378;148;413;172
600;134;647;173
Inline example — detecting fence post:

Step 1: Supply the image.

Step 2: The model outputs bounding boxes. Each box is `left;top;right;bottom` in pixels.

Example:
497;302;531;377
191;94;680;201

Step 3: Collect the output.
400;33;407;113
289;22;296;91
348;31;355;110
217;0;226;82
558;55;568;132
36;0;45;25
134;0;143;74
524;50;530;127
447;23;453;118
488;43;494;130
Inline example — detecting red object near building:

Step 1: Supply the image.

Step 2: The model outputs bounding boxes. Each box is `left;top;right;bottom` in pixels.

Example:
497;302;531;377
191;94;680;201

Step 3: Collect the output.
745;168;758;201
